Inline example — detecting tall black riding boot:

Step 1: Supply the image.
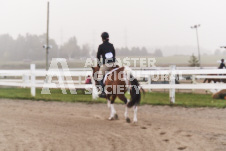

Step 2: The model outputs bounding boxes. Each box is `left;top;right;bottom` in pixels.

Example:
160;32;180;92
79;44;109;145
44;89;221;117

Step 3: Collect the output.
98;79;106;98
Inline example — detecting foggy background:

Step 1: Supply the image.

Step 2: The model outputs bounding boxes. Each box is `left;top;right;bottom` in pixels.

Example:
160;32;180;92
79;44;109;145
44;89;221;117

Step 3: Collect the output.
1;0;226;65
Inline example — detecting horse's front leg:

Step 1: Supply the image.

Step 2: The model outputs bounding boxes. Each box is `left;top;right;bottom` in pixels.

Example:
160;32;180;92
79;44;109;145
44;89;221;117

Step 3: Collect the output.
109;103;116;120
106;94;111;108
109;95;118;120
107;100;111;108
133;106;138;123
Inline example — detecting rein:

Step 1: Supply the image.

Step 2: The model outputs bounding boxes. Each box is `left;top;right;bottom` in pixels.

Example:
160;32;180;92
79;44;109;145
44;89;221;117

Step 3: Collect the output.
103;68;119;83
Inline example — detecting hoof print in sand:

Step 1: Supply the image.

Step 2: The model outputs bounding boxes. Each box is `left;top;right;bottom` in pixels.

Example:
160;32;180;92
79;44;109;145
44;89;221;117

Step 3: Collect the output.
163;139;169;142
160;132;166;135
178;146;187;150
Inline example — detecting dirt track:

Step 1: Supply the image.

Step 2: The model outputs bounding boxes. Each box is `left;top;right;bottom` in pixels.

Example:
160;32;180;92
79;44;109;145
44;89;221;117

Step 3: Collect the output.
0;99;226;151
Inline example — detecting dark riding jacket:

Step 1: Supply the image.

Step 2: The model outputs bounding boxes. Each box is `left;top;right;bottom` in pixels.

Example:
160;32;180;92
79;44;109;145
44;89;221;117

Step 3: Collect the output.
97;41;116;65
219;62;225;69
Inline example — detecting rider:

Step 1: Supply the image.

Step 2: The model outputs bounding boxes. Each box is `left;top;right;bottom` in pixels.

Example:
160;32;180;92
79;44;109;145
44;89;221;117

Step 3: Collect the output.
219;59;225;69
97;32;116;98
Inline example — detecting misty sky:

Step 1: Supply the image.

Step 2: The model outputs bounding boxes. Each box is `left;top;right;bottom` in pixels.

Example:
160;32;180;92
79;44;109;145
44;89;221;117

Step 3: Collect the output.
1;0;226;55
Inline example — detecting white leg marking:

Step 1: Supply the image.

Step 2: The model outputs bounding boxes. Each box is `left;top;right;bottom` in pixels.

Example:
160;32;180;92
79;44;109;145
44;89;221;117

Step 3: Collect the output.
124;106;128;119
107;100;111;108
111;104;116;114
124;99;130;118
127;99;130;105
133;106;138;123
109;104;113;120
109;104;116;120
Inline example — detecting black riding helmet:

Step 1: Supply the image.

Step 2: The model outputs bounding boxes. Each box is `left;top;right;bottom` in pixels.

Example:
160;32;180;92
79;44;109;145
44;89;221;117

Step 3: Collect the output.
101;32;109;40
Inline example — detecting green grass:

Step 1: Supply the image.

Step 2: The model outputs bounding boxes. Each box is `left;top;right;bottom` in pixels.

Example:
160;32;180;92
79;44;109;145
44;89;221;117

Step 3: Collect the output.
142;92;226;108
0;87;226;108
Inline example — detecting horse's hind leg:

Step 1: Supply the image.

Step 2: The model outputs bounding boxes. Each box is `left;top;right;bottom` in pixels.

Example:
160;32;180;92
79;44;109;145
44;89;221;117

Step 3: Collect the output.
109;95;118;120
118;94;130;123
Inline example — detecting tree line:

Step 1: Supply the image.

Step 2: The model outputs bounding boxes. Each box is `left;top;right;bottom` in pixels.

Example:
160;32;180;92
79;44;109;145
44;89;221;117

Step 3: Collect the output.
214;49;226;56
0;33;163;61
115;47;163;57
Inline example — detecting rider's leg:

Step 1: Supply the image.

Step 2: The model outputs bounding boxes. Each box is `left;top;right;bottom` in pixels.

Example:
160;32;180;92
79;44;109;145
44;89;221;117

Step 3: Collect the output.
97;65;104;82
97;64;108;97
97;63;116;98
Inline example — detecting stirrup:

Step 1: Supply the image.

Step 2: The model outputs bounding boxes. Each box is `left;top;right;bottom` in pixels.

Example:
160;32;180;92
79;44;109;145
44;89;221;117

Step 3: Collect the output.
99;92;106;98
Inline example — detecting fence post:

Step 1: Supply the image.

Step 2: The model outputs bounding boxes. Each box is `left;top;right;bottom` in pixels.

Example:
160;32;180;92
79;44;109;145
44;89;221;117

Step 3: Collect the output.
192;75;196;93
169;65;176;103
30;64;36;97
78;75;82;84
148;75;152;92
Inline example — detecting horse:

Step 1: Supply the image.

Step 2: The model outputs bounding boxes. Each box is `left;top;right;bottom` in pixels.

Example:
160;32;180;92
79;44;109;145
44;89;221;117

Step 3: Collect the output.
91;66;143;123
203;74;226;83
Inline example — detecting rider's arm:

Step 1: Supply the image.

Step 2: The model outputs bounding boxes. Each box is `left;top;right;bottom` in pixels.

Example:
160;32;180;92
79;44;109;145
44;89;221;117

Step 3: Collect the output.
112;44;115;59
219;63;222;69
97;45;101;60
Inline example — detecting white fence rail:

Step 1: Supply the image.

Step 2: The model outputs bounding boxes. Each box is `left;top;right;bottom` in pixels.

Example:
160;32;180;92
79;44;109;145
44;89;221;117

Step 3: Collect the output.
0;65;226;103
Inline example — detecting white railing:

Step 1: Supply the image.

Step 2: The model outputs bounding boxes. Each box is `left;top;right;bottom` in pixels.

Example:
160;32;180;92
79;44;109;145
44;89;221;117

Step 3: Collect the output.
0;65;226;103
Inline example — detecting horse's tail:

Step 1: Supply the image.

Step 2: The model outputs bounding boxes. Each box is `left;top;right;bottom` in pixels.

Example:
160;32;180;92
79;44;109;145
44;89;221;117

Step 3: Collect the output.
124;66;142;108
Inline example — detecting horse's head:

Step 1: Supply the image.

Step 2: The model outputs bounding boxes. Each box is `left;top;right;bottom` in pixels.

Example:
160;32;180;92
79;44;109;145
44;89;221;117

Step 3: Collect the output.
91;66;100;86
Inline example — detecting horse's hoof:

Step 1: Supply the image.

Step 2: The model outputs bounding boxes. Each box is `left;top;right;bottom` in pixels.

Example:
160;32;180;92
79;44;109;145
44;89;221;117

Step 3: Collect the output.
108;117;114;120
126;117;131;123
114;114;119;120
